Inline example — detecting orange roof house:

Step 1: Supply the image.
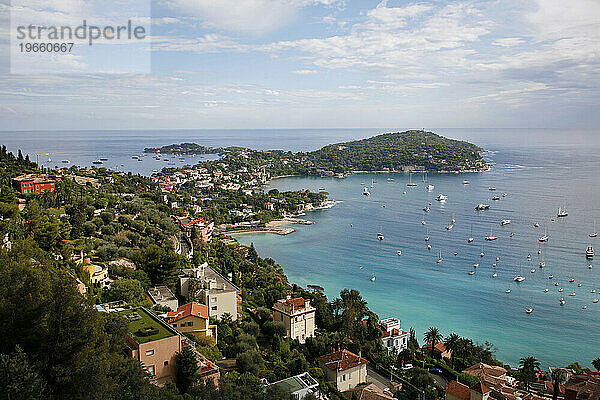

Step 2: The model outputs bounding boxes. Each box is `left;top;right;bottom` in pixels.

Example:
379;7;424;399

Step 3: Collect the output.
317;349;368;392
167;302;217;342
422;341;452;358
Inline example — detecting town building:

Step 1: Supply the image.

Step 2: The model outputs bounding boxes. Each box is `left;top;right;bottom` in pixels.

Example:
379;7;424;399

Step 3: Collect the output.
147;286;179;311
565;374;600;400
120;307;182;386
421;341;452;359
379;317;408;355
461;363;518;400
272;295;316;344
82;261;110;289
317;349;368;392
265;372;320;399
11;173;56;194
178;263;241;320
446;381;491;400
167;302;217;342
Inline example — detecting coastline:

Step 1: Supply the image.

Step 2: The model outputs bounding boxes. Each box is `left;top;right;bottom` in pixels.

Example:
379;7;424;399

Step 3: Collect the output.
221;217;314;236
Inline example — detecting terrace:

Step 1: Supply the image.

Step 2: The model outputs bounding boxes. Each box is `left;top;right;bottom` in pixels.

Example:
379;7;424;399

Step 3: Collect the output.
120;308;178;344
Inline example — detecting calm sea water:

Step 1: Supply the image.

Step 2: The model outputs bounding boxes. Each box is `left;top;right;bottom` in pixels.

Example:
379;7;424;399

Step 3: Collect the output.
1;128;598;367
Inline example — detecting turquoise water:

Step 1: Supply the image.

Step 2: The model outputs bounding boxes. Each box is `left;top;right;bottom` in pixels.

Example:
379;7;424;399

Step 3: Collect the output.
1;128;598;367
235;129;600;368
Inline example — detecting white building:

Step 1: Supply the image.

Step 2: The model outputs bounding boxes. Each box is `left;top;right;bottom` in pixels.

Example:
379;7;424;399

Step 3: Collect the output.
379;317;408;355
272;295;316;344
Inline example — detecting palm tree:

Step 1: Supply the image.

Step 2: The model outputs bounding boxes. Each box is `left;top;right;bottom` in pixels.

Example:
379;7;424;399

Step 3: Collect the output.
551;369;566;400
519;356;541;392
424;327;443;357
444;333;460;366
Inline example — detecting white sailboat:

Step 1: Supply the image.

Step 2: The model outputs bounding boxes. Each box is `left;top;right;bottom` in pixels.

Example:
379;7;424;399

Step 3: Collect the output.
468;224;474;243
539;225;549;242
590;220;598;238
436;249;443;263
406;173;417;187
557;200;568;217
425;228;430;242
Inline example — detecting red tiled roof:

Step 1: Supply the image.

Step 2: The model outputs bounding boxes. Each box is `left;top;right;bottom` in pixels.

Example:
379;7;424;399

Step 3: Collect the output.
471;382;491;394
317;349;368;372
167;302;209;323
343;383;394;400
422;341;449;354
381;327;407;338
446;381;471;400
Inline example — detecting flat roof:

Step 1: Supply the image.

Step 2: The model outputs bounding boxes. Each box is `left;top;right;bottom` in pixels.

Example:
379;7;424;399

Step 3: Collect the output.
120;307;178;344
270;373;318;394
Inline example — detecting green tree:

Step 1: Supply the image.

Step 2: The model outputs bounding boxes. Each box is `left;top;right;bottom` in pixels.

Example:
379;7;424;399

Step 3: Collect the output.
424;327;443;357
519;356;541;392
0;346;46;400
106;278;146;304
444;333;460;367
593;358;600;372
134;244;182;286
551;369;566;400
176;346;198;394
236;349;264;375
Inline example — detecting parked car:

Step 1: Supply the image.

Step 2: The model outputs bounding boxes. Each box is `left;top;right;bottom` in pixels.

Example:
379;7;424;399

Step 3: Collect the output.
402;363;414;370
429;367;443;374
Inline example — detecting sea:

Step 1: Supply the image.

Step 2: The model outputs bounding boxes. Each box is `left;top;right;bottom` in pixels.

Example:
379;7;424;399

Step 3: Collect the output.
1;128;598;368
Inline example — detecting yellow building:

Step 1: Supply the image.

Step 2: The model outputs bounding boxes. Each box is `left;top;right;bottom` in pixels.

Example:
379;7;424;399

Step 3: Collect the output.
167;302;217;342
82;262;109;288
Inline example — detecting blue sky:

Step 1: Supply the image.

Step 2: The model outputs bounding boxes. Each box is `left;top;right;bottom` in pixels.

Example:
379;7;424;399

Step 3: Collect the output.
0;0;599;130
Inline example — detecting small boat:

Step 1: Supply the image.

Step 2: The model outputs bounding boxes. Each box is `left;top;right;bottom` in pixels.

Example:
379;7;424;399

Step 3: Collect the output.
569;292;576;296
92;160;103;165
427;184;435;191
489;186;497;191
548;275;554;279
436;250;443;263
423;206;430;212
582;305;588;309
318;187;325;191
590;265;593;269
492;196;500;201
468;224;474;243
586;245;594;259
501;219;511;226
427;244;432;250
555;282;559;286
591;289;597;293
131;155;139;159
475;203;490;210
61;160;70;164
492;272;498;278
559;288;564;292
505;289;511;293
539;261;546;268
474;263;479;268
485;227;498;241
502;193;508;197
525;308;533;314
594;299;599;303
569;278;575;282
421;220;426;225
99;157;108;161
539;225;549;242
560;298;565;306
590;221;598;238
557;200;568;217
397;250;402;256
425;229;430;241
371;275;376;282
463;180;469;184
578;283;582;287
454;252;458;256
435;194;448;201
387;178;395;181
496;256;500;261
514;275;525;282
363;187;370;196
406;173;418;187
152;169;158;173
377;232;384;240
468;270;475;275
533;222;540;228
543;288;549;292
530;269;536;273
492;263;497;267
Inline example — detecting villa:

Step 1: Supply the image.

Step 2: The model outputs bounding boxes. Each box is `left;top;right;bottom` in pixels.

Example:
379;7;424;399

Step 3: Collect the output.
11;173;55;194
265;372;320;399
147;286;178;311
167;302;218;342
446;381;491;400
379;317;408;355
178;263;241;320
272;295;316;344
317;349;368;392
421;341;452;359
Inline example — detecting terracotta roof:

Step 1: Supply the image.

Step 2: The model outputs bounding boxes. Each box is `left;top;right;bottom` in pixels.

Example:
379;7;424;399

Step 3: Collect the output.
565;375;600;400
446;381;471;400
317;349;368;372
471;382;491;394
343;383;394;400
422;341;449;354
381;328;408;338
463;363;507;378
167;302;209;323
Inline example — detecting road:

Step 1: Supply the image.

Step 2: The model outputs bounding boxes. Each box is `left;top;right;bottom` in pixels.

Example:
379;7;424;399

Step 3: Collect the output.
367;365;448;391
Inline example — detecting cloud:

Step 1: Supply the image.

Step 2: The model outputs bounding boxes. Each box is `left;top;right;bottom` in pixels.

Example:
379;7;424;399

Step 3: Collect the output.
492;37;526;47
166;0;343;34
290;69;319;74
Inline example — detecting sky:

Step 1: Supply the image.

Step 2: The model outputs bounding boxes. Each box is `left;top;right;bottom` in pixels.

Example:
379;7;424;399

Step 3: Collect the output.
0;0;599;131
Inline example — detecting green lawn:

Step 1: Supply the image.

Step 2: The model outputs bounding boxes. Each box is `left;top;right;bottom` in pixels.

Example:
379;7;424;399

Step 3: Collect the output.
120;308;175;344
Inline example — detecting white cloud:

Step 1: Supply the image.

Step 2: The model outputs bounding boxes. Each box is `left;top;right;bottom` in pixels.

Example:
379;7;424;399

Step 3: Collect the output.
290;69;319;74
493;37;526;47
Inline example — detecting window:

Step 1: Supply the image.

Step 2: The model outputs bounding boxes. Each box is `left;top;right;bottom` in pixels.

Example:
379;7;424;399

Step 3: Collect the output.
164;361;169;366
145;349;154;356
211;306;217;311
147;365;155;376
187;321;193;326
341;374;346;382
